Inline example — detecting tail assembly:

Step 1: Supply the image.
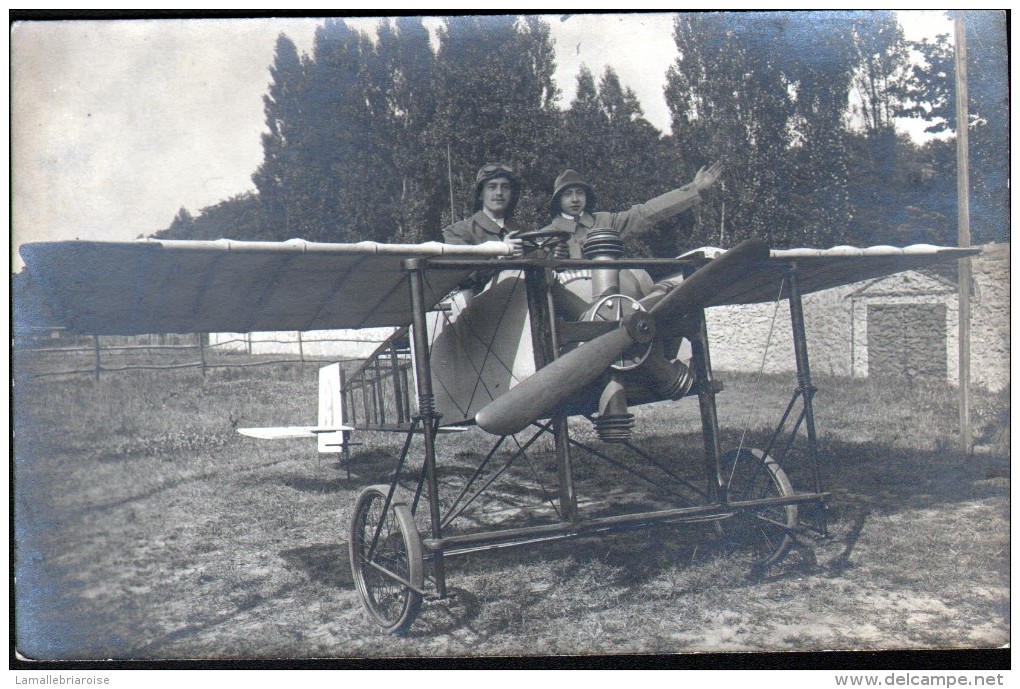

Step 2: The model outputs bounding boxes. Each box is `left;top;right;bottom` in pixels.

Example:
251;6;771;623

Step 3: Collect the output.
237;363;353;453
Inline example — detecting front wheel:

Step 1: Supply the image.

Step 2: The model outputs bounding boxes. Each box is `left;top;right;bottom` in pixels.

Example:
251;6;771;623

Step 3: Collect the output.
719;448;798;570
349;485;424;633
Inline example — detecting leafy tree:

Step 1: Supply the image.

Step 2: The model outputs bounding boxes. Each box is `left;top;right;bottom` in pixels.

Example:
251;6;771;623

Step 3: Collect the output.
835;14;916;246
163;12;996;255
425;15;561;232
560;65;604;179
844;130;955;247
218;16;564;244
666;12;797;248
666;11;919;249
309;19;389;242
595;68;671;212
901;11;1007;243
782;12;858;246
371;17;440;242
166;207;195;236
560;66;676;256
848;11;911;135
504;15;563;229
154;193;262;241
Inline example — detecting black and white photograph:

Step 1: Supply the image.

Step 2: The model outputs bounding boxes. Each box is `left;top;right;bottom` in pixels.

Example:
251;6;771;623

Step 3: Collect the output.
11;11;1010;669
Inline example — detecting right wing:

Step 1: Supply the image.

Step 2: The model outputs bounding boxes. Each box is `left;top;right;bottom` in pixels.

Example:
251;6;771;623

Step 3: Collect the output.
17;238;510;335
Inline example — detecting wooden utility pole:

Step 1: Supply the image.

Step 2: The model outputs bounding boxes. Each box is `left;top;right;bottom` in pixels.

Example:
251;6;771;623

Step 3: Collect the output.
954;13;973;455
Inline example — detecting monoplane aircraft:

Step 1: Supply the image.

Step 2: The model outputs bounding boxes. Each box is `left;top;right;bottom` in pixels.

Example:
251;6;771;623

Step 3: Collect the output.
18;231;978;632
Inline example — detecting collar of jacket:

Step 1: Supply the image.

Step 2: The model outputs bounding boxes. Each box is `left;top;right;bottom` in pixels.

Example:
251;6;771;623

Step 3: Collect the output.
553;213;595;229
472;210;511;237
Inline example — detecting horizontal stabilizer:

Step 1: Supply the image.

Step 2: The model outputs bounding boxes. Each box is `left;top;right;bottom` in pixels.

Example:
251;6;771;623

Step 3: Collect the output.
237;425;353;440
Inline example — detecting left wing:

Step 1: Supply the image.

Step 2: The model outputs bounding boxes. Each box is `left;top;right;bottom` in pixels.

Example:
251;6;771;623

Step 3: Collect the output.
679;244;981;306
17;238;510;335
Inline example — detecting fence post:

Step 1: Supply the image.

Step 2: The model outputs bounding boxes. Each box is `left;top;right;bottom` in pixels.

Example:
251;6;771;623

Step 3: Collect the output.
93;335;101;381
298;331;305;363
198;333;207;377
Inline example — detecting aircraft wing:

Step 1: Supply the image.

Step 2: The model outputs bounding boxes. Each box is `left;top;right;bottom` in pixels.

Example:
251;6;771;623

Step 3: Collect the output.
17;238;510;335
680;244;982;307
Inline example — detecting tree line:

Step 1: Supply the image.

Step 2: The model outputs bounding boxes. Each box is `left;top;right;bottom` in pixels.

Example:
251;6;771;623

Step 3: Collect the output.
155;11;1008;254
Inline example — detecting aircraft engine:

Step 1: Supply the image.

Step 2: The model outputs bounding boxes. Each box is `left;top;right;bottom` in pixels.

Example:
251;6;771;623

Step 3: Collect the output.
580;230;695;442
475;238;770;439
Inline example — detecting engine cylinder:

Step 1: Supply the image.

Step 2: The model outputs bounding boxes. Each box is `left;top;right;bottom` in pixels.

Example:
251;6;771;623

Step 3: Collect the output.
637;352;697;401
593;413;636;443
581;229;625;299
594;377;634;443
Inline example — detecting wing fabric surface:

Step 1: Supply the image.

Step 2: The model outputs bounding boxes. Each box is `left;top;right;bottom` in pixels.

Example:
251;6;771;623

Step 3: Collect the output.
682;244;981;307
18;239;978;333
18;239;509;335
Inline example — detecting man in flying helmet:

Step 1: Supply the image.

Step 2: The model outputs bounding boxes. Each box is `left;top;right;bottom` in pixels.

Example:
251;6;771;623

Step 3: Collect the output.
442;162;526;257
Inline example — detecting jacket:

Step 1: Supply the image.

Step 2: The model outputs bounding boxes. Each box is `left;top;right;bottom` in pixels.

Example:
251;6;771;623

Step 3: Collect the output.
441;211;528;290
541;184;702;258
442;211;527;246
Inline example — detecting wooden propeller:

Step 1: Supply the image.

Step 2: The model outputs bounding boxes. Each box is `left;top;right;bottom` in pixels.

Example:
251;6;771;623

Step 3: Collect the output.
474;239;770;436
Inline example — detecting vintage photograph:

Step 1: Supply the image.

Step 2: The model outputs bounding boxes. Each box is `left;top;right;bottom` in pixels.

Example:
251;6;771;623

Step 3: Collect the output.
12;12;1009;666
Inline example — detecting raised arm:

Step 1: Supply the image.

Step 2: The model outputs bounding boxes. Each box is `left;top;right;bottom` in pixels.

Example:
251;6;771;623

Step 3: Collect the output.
611;161;725;236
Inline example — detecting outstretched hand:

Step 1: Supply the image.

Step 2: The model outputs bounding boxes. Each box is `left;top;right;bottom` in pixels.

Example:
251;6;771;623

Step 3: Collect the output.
693;161;724;192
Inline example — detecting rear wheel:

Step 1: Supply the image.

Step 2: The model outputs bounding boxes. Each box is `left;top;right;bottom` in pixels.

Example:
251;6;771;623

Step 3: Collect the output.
349;485;423;633
719;448;798;569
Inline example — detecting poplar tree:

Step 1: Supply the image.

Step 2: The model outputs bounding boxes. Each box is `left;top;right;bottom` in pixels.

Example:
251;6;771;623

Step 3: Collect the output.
252;34;309;238
562;66;676;256
372;17;440;242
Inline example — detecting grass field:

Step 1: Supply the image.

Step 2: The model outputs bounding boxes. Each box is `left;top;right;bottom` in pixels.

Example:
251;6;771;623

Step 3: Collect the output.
12;359;1010;661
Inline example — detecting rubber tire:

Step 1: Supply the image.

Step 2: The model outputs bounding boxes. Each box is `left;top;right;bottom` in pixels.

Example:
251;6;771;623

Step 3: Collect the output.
349;484;424;634
720;448;798;569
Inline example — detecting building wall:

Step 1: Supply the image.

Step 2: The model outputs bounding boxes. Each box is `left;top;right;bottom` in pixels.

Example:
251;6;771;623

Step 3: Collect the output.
968;243;1010;392
702;283;856;378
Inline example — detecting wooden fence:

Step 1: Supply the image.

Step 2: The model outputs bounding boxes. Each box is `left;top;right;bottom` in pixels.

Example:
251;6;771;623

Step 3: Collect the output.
13;329;399;380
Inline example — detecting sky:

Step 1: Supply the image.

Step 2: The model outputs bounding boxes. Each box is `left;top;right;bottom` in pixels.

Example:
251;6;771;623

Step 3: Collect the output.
10;12;955;269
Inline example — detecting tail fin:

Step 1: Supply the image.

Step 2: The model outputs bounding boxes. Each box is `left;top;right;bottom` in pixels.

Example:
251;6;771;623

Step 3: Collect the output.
236;363;352;448
317;363;347;453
